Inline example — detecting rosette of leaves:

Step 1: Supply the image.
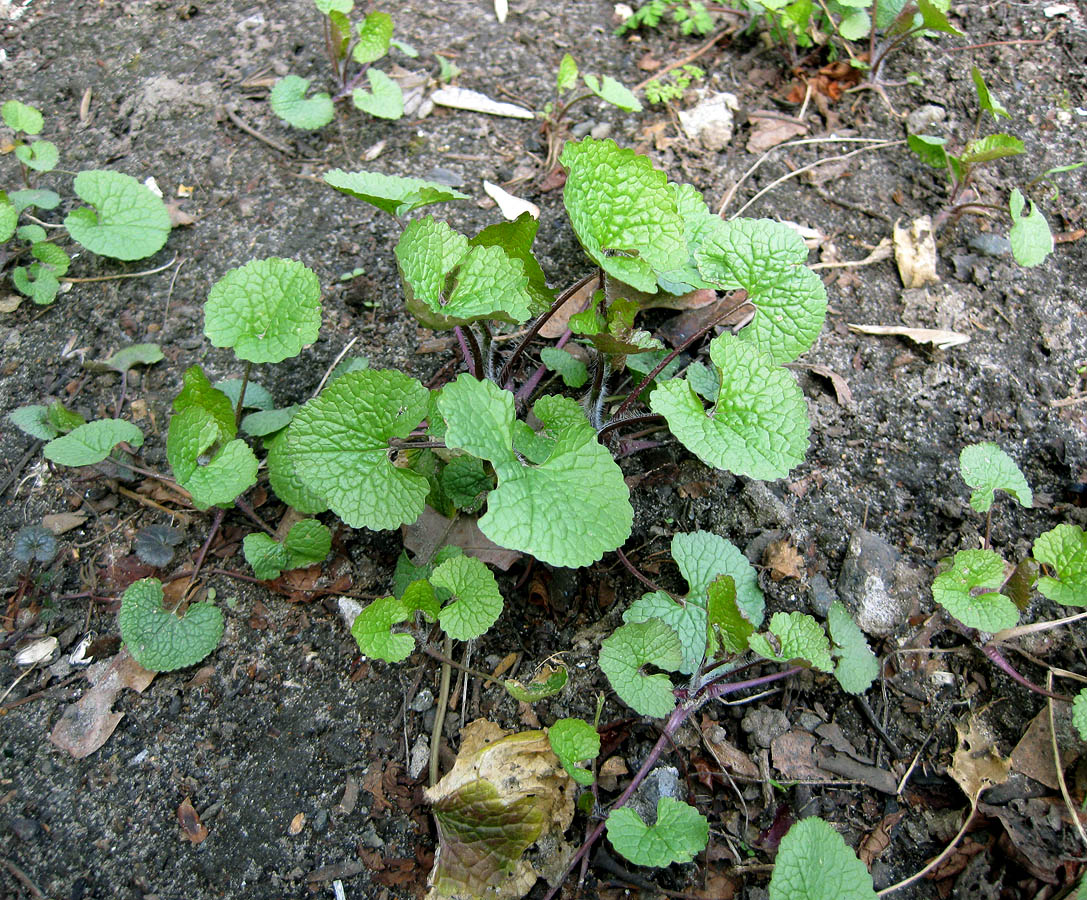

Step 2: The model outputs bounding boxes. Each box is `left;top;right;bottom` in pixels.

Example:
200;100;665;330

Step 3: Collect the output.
395;217;539;329
3;100;59;173
622;531;764;675
437;375;633;568
243;519;332;581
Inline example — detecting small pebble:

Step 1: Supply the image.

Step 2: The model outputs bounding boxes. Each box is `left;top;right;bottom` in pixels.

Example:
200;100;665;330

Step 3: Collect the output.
968;232;1012;257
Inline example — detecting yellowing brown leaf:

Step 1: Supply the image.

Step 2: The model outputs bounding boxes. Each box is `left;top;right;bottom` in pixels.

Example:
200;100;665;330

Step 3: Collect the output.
949;715;1010;803
177;797;209;844
764;537;804;581
424;719;576;900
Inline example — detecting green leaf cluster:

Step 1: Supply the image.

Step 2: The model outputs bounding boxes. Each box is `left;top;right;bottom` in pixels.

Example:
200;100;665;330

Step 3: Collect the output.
269;4;403;130
351;554;502;661
243;519;331;580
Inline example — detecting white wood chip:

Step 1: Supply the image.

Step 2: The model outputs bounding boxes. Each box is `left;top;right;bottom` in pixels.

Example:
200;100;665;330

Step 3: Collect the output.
494;0;508;22
430;87;534;119
483;180;540;220
847;323;970;350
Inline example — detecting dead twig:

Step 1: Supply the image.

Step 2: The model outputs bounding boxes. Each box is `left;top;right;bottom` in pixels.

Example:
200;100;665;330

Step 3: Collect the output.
61;253;179;284
221;102;293;155
1048;671;1087;851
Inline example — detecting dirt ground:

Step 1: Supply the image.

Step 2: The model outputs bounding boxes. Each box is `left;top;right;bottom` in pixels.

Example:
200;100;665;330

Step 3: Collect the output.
1;1;1086;898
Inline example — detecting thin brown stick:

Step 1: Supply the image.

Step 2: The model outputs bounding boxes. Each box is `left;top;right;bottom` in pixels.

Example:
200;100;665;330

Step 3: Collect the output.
1048;671;1087;851
633;24;737;92
0;857;46;899
221;102;293;155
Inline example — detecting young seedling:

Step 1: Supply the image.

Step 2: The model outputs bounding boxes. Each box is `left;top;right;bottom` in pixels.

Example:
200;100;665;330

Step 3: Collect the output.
615;1;725;38
528;530;878;893
908;67;1081;267
932;443;1087;703
644;65;706;106
2;101;173;305
268;0;416;130
767;816;878;899
537;55;643;180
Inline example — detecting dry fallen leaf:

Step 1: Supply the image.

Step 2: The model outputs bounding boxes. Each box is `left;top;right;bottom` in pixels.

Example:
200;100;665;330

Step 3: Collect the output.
847;323;969;350
949;715;1010;803
483;180;540;220
764;537;804;581
403;505;521;571
699;716;758;779
49;648;156;759
424;719;576;900
858;810;905;866
746;116;807;154
288;812;305;835
42;512;88;535
597;755;629;791
177;797;209;844
430;87;533;119
893;216;939;288
538;278;595;338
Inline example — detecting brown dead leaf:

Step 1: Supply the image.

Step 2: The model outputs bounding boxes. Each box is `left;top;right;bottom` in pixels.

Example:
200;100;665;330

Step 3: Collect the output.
949;716;1010;803
597;755;629;792
403;506;521;571
858;810;905;866
658;291;754;347
1010;703;1086;790
746;116;807;154
847;323;969;350
698;870;739;899
538;277;595;338
166;202;195;227
700;716;758;780
42;512;88;535
764;537;804;581
637;52;661;71
362;763;391;814
177;797;209;844
770;730;825;780
288;812;305;835
893;216;939;288
677;480;712;499
793;363;853;408
49;648;156;758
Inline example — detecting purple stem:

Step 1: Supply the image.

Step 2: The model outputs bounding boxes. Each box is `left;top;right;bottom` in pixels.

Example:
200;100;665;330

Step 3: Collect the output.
981;644;1071;702
514;329;572;402
542;664;802;900
454;326;481;378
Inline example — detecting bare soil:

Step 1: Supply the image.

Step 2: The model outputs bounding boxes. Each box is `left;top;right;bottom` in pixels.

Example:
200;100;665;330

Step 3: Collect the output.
2;1;1086;899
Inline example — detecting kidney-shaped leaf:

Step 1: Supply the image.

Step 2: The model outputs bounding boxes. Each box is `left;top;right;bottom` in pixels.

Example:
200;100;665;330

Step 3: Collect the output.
64;170;171;260
1033;524;1087;607
606;798;708;867
651;332;808;480
287;370;431;530
204;257;322;363
598;619;682;718
438;375;632;567
769;817;877;900
269;75;335;130
748;611;833;671
119;578;224;672
696;218;826;364
932;549;1019;631
432;554;504;641
958;442;1032;512
44;418;144;467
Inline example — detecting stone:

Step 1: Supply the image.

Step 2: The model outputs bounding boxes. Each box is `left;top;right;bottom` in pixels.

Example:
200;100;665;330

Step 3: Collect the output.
625;767;679;825
906;104;946;135
808;573;837;618
741;706;789;749
836;529;912;637
678;92;739;151
968;232;1012;258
